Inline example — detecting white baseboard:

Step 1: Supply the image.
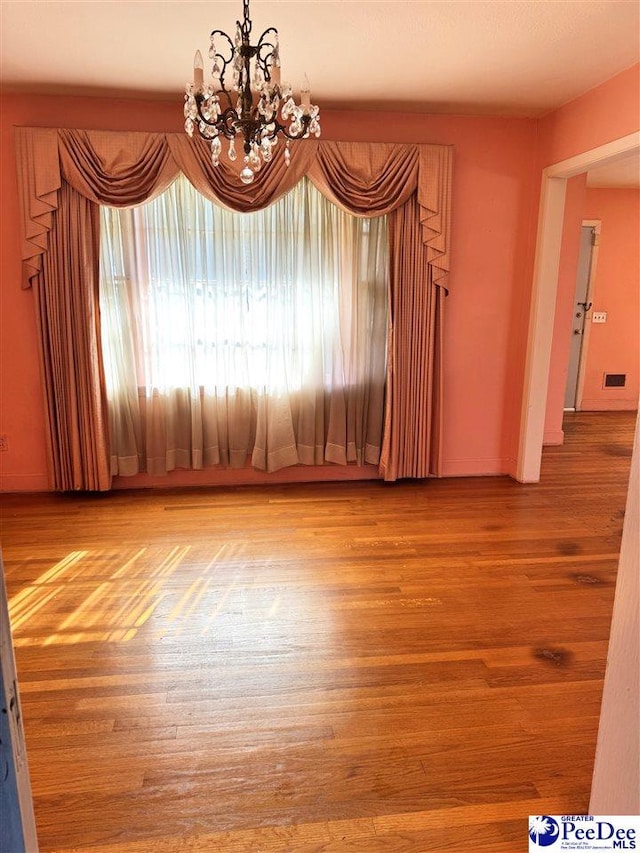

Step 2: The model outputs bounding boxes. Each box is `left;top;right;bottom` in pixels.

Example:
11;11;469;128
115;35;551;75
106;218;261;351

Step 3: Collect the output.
580;400;639;412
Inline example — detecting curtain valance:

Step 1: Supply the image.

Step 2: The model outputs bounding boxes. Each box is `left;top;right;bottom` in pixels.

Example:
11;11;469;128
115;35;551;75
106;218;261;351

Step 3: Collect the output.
15;127;452;291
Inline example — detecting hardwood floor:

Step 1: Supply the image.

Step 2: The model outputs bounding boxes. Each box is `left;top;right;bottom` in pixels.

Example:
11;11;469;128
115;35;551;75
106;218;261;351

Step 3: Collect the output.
1;411;636;853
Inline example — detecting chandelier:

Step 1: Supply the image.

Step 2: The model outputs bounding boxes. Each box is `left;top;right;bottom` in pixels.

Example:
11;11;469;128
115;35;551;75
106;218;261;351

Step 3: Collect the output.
184;0;321;184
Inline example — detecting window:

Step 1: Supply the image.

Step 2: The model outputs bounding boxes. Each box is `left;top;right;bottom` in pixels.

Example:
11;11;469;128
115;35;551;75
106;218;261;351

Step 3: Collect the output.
99;175;388;475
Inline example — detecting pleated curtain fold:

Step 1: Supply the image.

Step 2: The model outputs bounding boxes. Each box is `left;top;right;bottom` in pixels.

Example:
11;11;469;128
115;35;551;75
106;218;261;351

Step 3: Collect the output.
14;127;452;490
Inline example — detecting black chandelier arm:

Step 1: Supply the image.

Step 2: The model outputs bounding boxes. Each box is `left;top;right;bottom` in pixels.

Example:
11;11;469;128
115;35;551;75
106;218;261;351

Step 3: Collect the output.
254;113;312;143
254;101;314;142
274;115;312;141
209;29;235;90
250;99;312;140
255;27;279;80
195;93;314;142
194;98;238;140
219;108;241;139
195;79;233;115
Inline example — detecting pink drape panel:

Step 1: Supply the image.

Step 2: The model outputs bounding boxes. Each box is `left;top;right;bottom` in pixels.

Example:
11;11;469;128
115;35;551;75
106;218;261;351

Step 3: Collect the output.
14;127;60;289
39;183;111;490
14;127;452;488
381;195;446;480
418;145;453;286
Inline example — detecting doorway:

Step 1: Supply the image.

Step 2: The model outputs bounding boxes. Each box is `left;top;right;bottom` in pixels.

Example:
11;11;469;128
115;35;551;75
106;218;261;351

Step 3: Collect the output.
516;130;640;483
564;222;599;411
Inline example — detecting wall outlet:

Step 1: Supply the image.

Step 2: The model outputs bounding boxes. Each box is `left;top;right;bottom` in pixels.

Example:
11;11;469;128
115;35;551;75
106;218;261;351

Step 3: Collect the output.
592;311;607;324
0;435;7;451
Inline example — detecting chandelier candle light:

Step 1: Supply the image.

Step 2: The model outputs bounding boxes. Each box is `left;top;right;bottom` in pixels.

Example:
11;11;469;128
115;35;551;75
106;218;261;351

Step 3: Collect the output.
184;0;321;184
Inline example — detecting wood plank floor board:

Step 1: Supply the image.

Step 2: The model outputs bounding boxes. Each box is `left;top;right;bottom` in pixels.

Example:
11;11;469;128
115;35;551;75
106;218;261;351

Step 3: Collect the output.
1;411;636;852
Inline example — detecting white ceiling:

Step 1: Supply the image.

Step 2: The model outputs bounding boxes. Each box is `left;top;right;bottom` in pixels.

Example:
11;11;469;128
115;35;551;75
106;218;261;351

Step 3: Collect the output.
2;1;639;186
1;0;639;117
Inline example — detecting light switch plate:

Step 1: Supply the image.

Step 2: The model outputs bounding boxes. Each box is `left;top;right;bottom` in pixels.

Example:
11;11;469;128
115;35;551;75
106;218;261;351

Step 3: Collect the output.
592;312;607;323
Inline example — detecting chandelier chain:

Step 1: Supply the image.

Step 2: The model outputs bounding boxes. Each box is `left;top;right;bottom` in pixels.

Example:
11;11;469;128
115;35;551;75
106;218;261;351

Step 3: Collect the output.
242;0;251;34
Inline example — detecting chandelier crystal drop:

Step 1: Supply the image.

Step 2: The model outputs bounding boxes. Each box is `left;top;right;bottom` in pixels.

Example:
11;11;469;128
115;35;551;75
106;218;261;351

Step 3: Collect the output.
184;0;320;184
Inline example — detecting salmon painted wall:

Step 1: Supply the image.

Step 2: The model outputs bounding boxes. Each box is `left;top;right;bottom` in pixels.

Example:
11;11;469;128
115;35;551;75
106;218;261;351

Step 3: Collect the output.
537;63;640;168
579;188;640;410
543;174;588;444
0;92;539;490
324;110;538;478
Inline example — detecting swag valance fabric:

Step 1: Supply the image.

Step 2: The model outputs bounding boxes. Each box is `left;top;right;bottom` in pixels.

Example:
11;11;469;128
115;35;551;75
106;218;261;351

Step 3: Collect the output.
15;129;452;290
14;127;453;491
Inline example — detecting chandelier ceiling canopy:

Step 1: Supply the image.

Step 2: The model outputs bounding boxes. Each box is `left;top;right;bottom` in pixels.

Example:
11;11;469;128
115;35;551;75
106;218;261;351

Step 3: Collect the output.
184;0;321;184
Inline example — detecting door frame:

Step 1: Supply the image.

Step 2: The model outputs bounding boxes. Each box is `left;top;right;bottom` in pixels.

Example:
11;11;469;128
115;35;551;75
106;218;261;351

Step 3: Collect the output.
1;559;39;852
516;131;640;483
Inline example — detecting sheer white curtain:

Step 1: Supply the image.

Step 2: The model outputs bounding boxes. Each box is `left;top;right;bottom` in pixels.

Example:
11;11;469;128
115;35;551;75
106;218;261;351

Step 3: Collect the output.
99;175;388;476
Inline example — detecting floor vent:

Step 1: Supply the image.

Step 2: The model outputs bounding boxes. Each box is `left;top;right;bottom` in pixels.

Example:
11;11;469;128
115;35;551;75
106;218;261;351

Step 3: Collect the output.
603;373;626;388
